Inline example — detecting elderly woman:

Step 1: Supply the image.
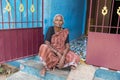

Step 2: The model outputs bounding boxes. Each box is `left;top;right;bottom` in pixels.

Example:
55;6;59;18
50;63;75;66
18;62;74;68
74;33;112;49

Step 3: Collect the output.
39;14;80;76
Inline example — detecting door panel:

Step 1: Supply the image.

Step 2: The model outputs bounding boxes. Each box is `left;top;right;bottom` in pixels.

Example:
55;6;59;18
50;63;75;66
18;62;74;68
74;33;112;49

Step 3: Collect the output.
86;0;120;70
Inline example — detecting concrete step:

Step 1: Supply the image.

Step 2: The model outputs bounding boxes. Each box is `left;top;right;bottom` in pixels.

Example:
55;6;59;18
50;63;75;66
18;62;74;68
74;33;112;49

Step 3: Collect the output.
94;69;120;80
6;55;39;68
6;71;40;80
20;60;70;80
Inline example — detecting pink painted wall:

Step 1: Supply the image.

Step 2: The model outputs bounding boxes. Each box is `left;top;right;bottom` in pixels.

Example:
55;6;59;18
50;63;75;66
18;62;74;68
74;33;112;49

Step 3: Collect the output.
0;28;43;63
86;32;120;70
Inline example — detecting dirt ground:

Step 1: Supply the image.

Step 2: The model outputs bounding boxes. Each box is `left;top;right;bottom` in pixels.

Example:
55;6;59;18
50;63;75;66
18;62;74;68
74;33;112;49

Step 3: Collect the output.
0;75;7;80
0;63;19;80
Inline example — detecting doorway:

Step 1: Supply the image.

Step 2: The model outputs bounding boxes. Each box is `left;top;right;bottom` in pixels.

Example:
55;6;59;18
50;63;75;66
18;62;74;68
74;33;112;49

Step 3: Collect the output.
86;0;120;70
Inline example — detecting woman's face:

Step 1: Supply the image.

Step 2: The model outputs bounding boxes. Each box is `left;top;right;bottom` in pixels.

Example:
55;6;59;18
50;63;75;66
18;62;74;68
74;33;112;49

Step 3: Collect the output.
54;16;63;27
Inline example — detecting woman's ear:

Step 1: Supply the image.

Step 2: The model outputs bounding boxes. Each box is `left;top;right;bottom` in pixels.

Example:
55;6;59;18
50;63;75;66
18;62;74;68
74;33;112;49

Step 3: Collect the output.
53;21;55;24
62;22;64;25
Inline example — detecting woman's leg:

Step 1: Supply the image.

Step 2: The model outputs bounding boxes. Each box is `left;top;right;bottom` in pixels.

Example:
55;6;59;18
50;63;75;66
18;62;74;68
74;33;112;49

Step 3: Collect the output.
70;65;76;70
40;66;46;76
39;44;59;76
39;44;50;76
64;51;80;70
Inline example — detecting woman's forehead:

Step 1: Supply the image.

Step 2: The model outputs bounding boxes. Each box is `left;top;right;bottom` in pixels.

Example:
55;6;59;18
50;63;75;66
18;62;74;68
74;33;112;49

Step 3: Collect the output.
53;14;64;22
55;16;63;19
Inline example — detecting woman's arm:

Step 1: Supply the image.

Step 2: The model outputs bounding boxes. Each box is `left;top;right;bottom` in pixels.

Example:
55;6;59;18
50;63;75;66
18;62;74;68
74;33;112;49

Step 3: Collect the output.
63;43;70;56
45;27;62;58
57;43;70;68
45;41;62;58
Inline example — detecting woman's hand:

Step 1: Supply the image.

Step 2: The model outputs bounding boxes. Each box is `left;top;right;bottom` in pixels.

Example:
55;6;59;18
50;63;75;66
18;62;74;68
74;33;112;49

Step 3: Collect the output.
57;55;65;69
57;43;70;69
45;41;62;58
51;47;62;59
56;51;62;59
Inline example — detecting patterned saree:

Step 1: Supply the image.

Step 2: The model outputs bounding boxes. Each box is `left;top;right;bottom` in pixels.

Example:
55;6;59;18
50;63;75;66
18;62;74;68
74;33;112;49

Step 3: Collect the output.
39;29;80;69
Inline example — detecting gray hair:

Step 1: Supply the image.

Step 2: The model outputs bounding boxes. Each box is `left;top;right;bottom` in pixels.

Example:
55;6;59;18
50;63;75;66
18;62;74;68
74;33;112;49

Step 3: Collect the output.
53;14;64;23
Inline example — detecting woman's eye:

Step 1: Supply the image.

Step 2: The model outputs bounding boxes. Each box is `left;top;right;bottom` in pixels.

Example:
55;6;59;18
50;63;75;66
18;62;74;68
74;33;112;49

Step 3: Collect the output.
55;19;59;21
55;19;62;22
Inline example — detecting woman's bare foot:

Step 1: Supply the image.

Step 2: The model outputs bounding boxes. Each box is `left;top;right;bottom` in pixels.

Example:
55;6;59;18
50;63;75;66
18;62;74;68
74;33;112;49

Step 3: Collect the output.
40;67;46;77
71;65;76;70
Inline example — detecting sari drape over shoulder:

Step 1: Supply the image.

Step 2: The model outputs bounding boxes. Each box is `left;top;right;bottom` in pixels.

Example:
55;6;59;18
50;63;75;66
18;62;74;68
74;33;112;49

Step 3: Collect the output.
39;29;80;69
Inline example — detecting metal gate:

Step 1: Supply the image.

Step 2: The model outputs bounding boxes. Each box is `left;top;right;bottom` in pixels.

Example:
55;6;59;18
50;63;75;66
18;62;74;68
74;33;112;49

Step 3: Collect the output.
86;0;120;70
0;0;44;63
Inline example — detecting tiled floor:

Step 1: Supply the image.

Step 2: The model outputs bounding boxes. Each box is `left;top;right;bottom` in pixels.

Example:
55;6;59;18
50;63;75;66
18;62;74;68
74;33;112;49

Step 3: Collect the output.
7;71;40;80
67;59;120;80
67;60;97;80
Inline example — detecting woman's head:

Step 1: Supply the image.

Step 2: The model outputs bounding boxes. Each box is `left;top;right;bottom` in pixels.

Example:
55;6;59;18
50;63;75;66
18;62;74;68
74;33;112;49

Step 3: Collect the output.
53;14;64;27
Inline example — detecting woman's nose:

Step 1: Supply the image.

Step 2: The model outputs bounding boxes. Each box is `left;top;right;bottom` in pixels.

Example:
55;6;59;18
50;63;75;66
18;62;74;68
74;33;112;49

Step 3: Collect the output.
57;21;60;24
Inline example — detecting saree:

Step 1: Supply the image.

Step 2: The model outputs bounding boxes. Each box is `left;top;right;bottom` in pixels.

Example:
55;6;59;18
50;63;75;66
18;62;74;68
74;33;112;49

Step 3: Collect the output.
39;29;80;69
